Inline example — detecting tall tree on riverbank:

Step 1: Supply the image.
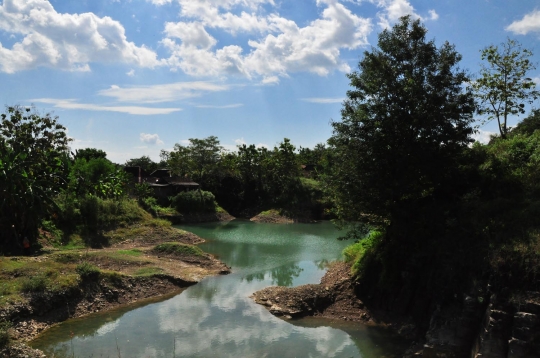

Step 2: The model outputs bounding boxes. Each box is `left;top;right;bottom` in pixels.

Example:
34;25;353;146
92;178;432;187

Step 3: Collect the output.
328;16;475;235
472;38;539;139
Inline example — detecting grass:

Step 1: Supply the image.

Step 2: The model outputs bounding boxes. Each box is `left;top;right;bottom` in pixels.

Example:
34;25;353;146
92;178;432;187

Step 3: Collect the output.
259;209;281;217
134;267;164;277
342;231;383;277
115;249;142;257
153;243;204;257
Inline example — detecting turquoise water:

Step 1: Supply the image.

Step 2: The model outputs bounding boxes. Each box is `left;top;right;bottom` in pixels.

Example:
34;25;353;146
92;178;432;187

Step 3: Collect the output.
30;220;408;357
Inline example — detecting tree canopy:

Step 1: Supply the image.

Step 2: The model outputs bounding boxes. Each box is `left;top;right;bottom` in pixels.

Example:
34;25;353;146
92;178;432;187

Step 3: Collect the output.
472;38;539;138
0;106;70;252
328;16;475;233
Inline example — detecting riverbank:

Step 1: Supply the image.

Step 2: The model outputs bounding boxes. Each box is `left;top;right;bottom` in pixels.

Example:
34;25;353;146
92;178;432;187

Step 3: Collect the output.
0;222;230;356
252;262;540;357
251;261;417;337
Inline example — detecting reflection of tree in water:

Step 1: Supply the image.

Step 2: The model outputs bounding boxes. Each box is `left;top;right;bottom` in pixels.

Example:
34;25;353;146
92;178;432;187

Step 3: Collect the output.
271;264;304;287
243;263;304;286
243;271;265;283
314;259;330;270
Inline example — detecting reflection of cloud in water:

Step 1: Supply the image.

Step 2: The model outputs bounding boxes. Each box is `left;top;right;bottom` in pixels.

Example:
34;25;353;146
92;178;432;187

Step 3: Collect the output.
95;319;120;336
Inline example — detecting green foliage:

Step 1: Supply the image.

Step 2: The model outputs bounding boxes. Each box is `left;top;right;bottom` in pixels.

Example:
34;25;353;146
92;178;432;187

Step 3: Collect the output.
0;106;70;254
171;190;217;214
153;242;203;257
327;16;474;230
511;109;540;137
76;262;101;281
73;148;107;161
125;155;160;173
342;231;383;278
20;275;47;293
68;157;127;199
472;38;539;138
0;320;11;349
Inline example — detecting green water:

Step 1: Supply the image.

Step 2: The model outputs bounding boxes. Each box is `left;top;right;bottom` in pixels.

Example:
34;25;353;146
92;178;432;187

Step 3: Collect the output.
30;220;409;357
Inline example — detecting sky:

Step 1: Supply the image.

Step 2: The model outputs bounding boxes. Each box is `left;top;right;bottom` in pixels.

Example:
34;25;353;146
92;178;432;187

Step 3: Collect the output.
0;0;539;163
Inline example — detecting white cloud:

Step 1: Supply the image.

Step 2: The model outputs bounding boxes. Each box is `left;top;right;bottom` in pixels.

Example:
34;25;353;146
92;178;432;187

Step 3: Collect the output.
0;0;160;73
369;0;437;29
195;103;243;108
162;0;372;79
301;97;344;103
506;10;540;35
472;129;496;144
140;133;164;145
126;69;135;76
98;81;230;103
261;76;279;85
32;98;181;115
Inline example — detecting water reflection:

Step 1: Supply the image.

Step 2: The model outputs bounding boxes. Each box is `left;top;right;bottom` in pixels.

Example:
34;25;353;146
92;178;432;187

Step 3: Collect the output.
31;221;409;357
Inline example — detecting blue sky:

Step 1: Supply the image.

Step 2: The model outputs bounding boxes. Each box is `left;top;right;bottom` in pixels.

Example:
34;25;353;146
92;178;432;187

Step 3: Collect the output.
0;0;539;163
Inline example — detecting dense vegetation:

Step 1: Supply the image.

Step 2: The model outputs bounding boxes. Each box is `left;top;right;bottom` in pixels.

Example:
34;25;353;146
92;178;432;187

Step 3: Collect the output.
330;17;540;329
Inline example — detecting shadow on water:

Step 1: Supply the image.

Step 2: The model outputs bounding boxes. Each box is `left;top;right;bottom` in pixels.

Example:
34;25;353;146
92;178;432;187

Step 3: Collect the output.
289;317;411;358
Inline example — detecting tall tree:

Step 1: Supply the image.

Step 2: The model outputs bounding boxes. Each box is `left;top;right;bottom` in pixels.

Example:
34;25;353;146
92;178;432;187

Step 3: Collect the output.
328;16;475;234
472;38;539;139
0;106;70;252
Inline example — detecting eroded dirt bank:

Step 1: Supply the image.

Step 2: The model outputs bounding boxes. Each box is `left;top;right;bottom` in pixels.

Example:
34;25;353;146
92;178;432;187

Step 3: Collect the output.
252;262;540;357
251;262;417;336
0;227;230;357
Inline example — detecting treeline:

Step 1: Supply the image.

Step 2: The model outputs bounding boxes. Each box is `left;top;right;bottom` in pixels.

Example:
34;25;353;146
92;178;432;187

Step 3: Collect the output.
0;107;331;254
131;136;331;218
329;16;540;331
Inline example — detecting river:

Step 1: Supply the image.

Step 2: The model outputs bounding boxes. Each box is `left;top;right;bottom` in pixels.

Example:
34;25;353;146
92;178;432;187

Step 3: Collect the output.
30;220;409;357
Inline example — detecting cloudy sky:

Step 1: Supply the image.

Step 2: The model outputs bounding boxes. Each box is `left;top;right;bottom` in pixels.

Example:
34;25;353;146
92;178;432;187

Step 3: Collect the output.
0;0;539;163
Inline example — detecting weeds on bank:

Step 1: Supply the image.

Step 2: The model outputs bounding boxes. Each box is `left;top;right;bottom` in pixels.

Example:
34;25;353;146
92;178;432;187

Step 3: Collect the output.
153;242;204;257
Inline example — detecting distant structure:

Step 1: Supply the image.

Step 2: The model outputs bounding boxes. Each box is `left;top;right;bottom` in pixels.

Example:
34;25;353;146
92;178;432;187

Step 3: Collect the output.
124;167;199;198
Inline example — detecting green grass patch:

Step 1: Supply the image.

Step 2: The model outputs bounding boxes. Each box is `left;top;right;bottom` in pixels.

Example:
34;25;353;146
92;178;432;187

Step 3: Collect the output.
342;231;383;277
259;209;281;217
115;249;142;257
153;242;204;257
134;267;164;277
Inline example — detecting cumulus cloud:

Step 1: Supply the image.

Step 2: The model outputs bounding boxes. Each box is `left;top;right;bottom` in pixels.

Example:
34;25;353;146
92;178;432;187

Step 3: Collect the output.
506;10;540;35
140;133;164;145
32;98;181;115
369;0;437;29
472;129;497;144
98;81;230;103
162;0;372;78
0;0;160;73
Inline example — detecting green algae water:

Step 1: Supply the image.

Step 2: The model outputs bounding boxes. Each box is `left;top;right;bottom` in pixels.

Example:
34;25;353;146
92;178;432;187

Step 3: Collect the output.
30;220;409;357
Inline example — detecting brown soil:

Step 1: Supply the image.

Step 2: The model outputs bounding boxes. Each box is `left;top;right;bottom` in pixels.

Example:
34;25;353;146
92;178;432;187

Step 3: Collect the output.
0;227;231;352
251;262;417;339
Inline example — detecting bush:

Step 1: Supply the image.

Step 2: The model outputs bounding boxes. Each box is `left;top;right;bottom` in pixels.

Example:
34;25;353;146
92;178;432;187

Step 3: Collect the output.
21;275;47;293
342;231;383;278
171;190;217;214
76;262;101;281
0;320;11;349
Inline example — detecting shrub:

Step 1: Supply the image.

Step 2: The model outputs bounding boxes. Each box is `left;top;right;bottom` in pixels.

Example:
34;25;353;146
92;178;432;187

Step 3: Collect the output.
76;262;101;281
342;231;383;278
21;275;47;293
0;320;11;349
171;190;217;214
